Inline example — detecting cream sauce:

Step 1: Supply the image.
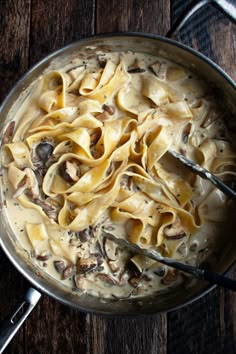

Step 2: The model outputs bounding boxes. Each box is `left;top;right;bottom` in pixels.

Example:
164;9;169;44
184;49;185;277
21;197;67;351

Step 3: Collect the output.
1;49;236;299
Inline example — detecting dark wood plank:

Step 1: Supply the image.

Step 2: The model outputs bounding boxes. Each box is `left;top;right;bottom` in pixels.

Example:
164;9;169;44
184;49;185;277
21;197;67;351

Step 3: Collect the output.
29;0;95;66
24;295;89;354
0;1;31;352
96;0;170;35
0;250;25;354
0;0;31;102
88;315;167;354
172;0;236;80
168;2;236;354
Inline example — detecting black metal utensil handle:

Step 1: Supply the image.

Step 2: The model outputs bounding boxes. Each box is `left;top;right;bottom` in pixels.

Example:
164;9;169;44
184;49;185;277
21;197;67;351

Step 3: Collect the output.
104;233;236;291
0;288;41;354
167;0;236;38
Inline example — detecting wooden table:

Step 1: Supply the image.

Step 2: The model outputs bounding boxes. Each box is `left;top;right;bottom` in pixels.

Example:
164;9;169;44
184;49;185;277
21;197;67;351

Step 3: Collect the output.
0;0;235;353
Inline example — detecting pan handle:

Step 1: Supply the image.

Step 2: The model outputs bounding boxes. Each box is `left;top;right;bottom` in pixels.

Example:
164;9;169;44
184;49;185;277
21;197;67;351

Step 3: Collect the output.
167;0;236;38
0;288;41;353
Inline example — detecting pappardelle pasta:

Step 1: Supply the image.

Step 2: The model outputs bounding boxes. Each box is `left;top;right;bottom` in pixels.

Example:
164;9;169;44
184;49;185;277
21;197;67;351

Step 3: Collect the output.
2;48;236;298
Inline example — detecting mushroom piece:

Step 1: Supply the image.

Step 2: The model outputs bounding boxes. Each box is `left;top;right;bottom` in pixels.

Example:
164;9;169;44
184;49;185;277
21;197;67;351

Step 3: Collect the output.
161;269;178;285
36;142;54;161
59;160;80;183
201;109;219;128
36;250;52;261
77;256;98;274
149;61;167;80
127;59;146;73
3;121;15;144
182;122;192;144
25;168;40;198
95;273;117;285
75;228;91;243
163;217;186;240
90;129;102;145
61;264;75;280
97;54;107;68
128;277;141;287
153;267;166;277
73;274;86;290
102;104;115;115
15;168;40;199
33;198;60;222
103;237;118;261
107;261;119;273
54;260;66;274
96;111;110;121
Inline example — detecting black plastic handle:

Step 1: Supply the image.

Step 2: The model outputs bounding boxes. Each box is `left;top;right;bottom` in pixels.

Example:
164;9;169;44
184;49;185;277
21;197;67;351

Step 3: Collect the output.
202;268;236;290
167;0;236;38
0;288;41;354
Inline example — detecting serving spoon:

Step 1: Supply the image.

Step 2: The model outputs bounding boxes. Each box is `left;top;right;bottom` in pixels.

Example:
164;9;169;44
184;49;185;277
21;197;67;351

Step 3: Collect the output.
104;232;236;292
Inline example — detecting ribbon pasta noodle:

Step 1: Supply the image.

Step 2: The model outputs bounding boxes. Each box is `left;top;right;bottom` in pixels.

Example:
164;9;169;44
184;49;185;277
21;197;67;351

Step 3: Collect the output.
2;49;236;299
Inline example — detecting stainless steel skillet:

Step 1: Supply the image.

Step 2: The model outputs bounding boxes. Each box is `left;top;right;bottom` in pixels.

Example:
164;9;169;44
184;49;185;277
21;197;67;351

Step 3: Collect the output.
0;0;236;352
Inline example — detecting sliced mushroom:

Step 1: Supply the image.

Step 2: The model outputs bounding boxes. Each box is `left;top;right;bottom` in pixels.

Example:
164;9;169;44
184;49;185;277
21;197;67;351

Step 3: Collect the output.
59;160;80;182
103;238;117;261
61;264;75;280
75;228;90;242
68;89;80;96
128;277;140;287
96;111;110;121
13;183;28;198
201;109;219;128
182;122;192;144
36;250;52;261
77;256;97;274
54;260;66;274
3;121;15;144
149;61;167;79
128;59;146;73
102;104;115;115
36;142;54;161
95;273;117;285
97;54;107;68
153;267;166;277
161;269;178;285
163;217;186;240
107;261;119;273
33;198;60;222
90;129;101;145
73;274;86;290
24;168;40;199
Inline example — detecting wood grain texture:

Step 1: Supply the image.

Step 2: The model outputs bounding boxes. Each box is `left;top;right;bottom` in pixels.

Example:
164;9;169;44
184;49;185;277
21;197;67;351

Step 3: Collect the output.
24;295;89;354
172;0;236;79
0;0;31;102
88;314;167;354
0;1;30;352
29;0;95;66
0;250;25;354
96;0;170;35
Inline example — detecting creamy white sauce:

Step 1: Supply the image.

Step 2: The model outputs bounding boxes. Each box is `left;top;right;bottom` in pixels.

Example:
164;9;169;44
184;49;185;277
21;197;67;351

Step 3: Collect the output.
1;49;236;299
